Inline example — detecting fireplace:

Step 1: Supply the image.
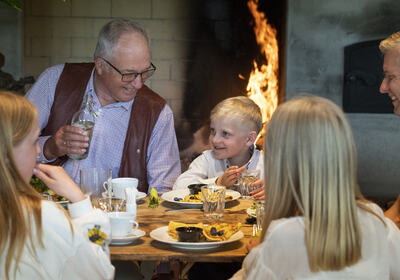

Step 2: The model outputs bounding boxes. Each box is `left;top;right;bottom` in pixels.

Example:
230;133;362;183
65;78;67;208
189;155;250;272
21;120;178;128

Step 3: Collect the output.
176;0;287;165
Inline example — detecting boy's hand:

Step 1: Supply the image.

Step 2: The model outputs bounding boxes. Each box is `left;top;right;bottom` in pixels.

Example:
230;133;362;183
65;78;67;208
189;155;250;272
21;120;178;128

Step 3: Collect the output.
249;179;265;200
217;166;246;188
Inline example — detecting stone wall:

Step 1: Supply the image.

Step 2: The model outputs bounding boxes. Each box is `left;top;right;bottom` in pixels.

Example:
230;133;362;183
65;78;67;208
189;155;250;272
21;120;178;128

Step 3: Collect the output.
0;1;22;79
23;0;205;120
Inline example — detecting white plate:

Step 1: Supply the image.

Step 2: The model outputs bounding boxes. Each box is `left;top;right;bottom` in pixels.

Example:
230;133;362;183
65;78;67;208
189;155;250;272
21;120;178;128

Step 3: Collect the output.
161;189;241;209
246;207;256;217
102;191;147;201
150;226;244;250
111;229;146;245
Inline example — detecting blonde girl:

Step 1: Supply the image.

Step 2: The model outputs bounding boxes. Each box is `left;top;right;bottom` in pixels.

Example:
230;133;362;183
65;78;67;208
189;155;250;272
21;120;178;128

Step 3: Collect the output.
231;96;400;279
0;91;114;280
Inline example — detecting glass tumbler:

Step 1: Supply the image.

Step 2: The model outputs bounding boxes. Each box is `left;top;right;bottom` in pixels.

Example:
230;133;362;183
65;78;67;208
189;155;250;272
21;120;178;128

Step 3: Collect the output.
201;184;226;219
256;200;265;232
80;168;112;208
238;169;261;199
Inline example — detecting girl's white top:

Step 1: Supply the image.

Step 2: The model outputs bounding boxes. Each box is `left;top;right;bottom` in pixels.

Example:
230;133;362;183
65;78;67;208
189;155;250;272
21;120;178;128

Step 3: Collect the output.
0;197;114;280
230;203;400;280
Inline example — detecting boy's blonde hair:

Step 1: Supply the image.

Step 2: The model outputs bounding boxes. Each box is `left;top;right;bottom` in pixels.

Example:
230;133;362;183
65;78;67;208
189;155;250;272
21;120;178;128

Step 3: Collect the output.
379;31;400;54
210;96;262;134
261;96;376;272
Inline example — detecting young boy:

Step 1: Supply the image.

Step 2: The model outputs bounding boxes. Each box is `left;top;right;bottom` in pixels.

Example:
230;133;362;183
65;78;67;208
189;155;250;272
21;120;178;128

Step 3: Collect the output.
173;96;264;199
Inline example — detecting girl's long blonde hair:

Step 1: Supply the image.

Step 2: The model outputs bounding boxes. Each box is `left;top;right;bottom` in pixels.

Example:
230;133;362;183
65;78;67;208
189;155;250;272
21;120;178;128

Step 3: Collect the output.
0;91;43;279
261;96;369;271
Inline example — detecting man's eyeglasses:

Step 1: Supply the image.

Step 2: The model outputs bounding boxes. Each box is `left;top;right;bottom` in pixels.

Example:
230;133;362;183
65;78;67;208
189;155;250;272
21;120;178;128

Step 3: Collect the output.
102;58;156;82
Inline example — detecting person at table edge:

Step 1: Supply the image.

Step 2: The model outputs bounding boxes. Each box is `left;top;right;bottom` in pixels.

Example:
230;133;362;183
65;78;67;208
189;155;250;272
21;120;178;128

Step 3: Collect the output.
25;19;181;194
379;31;400;227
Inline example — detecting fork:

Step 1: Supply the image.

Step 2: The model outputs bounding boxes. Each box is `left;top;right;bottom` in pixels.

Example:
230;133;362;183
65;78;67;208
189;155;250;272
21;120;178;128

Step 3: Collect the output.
252;224;258;237
252;223;262;237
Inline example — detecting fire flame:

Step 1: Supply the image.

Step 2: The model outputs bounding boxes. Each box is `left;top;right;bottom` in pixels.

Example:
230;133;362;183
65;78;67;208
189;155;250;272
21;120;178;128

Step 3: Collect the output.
246;0;279;142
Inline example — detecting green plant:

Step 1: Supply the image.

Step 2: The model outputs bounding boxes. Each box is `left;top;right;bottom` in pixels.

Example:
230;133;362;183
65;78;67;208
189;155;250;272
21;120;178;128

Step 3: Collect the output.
1;0;22;11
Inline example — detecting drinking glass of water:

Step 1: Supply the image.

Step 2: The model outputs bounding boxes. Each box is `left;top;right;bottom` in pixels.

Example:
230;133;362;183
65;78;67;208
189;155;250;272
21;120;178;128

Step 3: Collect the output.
80;168;112;208
238;169;261;199
201;184;226;219
256;200;265;232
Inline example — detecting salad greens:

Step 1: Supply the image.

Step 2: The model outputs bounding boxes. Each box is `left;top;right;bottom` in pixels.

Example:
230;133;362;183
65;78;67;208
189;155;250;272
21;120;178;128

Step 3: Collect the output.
30;177;67;201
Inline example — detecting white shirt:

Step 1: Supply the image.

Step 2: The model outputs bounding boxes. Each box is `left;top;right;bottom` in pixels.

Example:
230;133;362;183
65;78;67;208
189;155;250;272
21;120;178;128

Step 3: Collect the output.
0;197;115;280
230;203;400;280
173;149;264;190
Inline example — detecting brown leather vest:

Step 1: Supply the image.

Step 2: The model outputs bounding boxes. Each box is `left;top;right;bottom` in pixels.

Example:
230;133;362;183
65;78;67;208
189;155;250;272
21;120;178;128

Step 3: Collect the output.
41;63;166;193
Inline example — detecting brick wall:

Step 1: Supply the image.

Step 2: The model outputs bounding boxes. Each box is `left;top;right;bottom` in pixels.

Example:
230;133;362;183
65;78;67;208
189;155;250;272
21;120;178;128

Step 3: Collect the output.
24;0;203;121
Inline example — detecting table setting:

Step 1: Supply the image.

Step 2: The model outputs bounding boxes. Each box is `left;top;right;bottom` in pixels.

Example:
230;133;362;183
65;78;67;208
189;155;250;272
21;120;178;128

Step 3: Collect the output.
33;166;265;253
32;164;265;279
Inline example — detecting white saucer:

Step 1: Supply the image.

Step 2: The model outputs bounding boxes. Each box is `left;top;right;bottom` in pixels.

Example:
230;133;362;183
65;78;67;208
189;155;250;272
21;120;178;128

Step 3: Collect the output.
102;191;147;201
111;229;146;245
246;207;256;217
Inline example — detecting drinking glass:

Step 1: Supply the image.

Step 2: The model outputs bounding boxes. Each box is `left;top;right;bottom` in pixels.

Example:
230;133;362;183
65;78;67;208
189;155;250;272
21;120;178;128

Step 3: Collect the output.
238;169;261;199
80;168;112;208
97;197;126;212
256;200;265;232
201;184;226;219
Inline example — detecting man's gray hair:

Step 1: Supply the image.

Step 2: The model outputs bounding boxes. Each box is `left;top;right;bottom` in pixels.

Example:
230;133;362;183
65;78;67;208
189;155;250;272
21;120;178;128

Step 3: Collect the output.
94;19;149;59
379;31;400;54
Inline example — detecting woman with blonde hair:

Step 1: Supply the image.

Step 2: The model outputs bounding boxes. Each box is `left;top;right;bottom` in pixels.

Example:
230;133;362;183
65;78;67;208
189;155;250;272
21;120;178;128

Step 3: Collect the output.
0;91;114;280
231;96;400;279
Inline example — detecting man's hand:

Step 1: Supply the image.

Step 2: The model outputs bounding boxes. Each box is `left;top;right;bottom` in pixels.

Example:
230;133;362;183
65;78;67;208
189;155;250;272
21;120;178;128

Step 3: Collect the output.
249;179;265;200
43;125;90;160
217;166;246;188
384;195;400;228
34;164;86;203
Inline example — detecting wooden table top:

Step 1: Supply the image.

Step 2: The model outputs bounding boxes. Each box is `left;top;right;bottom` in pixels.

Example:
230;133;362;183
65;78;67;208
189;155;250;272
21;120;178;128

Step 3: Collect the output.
110;197;255;263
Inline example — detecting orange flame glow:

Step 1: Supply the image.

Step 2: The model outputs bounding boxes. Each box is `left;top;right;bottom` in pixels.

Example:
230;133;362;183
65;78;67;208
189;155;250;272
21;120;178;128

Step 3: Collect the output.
246;0;279;140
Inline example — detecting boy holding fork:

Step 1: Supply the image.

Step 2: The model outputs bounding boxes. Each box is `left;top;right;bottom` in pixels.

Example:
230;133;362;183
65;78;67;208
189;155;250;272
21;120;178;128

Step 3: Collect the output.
173;96;264;200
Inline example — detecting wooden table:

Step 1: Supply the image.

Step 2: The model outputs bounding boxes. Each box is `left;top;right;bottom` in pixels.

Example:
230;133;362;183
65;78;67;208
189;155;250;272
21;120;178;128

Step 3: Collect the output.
110;198;254;265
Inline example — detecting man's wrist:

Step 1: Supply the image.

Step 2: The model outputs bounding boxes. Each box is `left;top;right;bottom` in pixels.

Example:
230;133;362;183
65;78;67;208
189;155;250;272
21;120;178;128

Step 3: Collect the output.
43;138;56;160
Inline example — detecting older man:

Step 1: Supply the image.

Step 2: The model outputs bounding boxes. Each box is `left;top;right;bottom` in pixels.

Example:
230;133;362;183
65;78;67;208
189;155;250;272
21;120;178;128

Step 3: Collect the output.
379;31;400;227
26;19;180;194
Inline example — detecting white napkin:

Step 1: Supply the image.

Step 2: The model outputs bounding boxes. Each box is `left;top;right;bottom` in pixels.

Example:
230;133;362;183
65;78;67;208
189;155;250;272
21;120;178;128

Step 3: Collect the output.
125;188;137;216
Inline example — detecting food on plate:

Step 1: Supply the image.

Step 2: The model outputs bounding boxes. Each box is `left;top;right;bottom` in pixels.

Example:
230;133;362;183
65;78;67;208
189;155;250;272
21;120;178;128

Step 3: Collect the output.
168;221;204;239
148;187;159;208
178;193;234;203
30;177;67;202
167;221;241;242
187;184;206;195
203;222;242;241
176;226;204;242
182;193;203;202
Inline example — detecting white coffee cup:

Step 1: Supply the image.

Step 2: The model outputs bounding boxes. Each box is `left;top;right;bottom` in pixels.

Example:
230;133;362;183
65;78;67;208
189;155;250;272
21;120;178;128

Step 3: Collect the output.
104;177;138;199
107;212;139;237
